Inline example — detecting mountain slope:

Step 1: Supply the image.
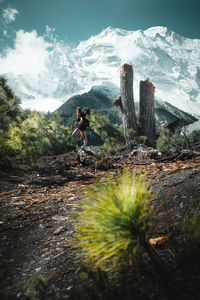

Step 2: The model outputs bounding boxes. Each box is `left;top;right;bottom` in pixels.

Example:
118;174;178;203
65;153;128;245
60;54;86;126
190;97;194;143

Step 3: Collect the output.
1;26;200;116
56;87;197;128
55;85;121;126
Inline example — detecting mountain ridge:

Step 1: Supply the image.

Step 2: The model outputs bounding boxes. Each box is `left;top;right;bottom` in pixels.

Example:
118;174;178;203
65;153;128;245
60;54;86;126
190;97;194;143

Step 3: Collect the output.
56;86;197;129
1;26;200;116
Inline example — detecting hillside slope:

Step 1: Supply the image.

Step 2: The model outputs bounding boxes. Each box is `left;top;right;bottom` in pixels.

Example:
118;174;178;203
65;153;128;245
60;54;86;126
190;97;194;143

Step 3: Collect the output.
55;86;197;129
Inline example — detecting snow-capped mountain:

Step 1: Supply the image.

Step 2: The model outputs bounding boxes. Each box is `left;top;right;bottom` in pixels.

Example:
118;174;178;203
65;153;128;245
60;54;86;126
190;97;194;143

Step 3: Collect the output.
1;26;200;117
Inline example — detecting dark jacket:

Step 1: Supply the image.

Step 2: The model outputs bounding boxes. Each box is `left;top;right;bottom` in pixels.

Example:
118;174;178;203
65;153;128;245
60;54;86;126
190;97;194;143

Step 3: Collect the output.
77;114;90;131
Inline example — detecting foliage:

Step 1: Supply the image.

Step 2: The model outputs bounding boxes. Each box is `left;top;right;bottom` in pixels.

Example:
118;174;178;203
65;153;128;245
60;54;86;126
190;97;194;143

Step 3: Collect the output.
0;76;21;132
187;129;200;144
45;112;75;154
126;128;136;141
0;130;15;167
0;262;56;300
8;111;74;164
156;128;200;156
73;170;153;274
0;76;75;166
0;77;21;167
21;274;56;300
156;129;174;155
88;110;125;150
56;88;121;128
100;108;122;125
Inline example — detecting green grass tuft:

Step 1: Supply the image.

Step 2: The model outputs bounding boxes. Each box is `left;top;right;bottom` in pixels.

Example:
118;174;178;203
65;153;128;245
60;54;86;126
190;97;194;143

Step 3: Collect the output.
73;169;153;274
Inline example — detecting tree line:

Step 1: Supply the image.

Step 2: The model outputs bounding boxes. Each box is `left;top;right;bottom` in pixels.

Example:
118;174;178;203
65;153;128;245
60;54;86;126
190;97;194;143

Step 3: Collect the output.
0;76;75;167
0;76;126;167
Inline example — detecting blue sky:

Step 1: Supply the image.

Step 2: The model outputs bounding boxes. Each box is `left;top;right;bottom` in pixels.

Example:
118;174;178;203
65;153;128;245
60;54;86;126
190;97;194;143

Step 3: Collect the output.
0;0;200;47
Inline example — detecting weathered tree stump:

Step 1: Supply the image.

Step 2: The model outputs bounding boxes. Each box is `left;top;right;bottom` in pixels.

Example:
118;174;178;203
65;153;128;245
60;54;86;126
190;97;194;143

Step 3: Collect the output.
139;78;156;147
119;64;138;147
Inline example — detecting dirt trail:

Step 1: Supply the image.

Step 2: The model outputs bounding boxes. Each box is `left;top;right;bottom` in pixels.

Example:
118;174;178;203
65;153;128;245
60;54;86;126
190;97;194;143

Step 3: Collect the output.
1;151;200;299
0;152;107;298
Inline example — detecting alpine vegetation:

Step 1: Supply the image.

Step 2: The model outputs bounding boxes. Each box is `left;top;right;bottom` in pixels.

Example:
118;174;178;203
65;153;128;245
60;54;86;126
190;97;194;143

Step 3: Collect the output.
73;170;153;275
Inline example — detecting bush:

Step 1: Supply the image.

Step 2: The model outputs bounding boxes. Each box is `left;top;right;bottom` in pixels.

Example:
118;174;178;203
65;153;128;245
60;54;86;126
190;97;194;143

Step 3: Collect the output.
0;76;21;132
0;76;75;166
21;274;56;300
0;76;21;167
88;110;125;150
157;129;177;155
0;130;15;168
73;170;153;274
7;111;74;165
187;130;200;144
157;128;200;156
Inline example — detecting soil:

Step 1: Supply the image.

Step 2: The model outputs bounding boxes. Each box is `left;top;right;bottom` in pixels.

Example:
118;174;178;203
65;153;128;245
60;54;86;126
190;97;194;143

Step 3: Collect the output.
0;149;200;299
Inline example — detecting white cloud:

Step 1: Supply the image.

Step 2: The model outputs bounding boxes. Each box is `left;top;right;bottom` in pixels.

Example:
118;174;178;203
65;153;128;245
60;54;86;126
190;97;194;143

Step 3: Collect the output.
44;25;58;43
2;7;19;23
46;25;55;34
0;30;52;76
113;37;142;63
0;29;73;112
21;97;63;112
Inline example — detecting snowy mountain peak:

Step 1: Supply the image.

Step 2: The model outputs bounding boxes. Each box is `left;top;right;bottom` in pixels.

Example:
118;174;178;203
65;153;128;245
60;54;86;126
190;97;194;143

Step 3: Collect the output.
1;26;200;116
99;26;128;37
77;26;129;48
144;26;172;38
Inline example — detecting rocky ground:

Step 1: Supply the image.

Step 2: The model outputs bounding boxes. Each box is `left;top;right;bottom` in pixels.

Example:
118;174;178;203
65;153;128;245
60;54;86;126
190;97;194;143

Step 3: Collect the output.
0;148;200;299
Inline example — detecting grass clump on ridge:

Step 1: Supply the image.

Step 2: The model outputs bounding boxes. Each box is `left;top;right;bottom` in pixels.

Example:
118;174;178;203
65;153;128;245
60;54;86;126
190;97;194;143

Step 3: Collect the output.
73;169;154;274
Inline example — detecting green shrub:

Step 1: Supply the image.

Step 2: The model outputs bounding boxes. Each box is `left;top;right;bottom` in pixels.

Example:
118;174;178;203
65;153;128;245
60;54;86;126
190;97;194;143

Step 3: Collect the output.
7;111;74;165
21;274;56;300
156;129;174;155
0;130;15;167
73;170;153;274
157;129;186;155
188;130;200;144
0;76;75;166
88;110;125;149
0;76;21;132
157;128;200;156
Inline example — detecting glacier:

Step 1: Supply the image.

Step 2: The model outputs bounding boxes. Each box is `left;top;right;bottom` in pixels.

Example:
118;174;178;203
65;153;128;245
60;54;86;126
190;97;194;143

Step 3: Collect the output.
0;26;200;117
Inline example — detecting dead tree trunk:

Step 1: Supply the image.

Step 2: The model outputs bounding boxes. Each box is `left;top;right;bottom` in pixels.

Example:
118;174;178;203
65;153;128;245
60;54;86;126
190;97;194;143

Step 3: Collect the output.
139;79;156;147
120;64;138;147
